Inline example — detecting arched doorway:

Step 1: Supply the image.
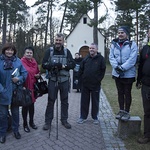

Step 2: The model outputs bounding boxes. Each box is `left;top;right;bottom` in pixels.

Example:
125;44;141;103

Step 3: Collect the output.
79;46;89;58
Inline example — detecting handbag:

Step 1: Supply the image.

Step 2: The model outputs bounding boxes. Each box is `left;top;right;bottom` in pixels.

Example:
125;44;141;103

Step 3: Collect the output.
34;76;48;98
12;86;32;107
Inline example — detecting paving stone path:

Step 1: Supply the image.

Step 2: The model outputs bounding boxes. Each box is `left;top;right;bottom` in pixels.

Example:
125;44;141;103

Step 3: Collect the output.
0;74;127;150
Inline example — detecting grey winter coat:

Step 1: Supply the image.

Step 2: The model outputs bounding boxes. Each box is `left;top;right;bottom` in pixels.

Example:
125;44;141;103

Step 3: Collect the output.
109;39;138;78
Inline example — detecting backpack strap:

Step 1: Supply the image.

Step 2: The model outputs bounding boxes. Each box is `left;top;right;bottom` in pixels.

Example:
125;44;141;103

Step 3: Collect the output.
49;47;67;57
64;48;67;57
50;47;54;57
129;41;132;49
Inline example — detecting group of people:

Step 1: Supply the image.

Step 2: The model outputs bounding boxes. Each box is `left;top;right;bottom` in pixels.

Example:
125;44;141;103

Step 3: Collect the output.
0;44;40;143
0;27;150;145
0;32;106;144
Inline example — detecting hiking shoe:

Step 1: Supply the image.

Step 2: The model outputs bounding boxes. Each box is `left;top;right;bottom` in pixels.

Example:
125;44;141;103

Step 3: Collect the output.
115;110;124;119
43;124;51;130
137;137;150;144
93;119;99;125
14;132;21;139
61;121;71;129
121;111;130;121
77;118;86;124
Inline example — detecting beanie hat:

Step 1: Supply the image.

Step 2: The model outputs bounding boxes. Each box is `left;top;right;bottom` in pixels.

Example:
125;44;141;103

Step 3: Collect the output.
118;26;130;36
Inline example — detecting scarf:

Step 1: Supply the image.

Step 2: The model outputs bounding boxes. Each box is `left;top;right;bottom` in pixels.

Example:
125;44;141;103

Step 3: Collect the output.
3;55;15;70
21;56;39;89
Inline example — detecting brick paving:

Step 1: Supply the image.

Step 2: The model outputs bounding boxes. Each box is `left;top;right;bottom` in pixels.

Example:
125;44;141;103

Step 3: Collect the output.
0;77;127;150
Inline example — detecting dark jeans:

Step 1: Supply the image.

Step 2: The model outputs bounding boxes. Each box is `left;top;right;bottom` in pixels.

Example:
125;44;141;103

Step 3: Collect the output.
80;86;100;120
45;80;69;124
115;78;134;112
0;104;19;137
22;103;34;126
141;84;150;138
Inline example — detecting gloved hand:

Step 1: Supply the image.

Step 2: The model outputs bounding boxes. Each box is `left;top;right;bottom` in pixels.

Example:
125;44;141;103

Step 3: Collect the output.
64;63;71;70
115;65;124;72
42;62;51;70
53;62;62;69
136;81;142;89
115;65;124;76
115;65;124;73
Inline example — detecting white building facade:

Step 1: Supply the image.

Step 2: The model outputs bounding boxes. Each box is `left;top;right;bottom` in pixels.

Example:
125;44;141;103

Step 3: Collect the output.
66;14;105;58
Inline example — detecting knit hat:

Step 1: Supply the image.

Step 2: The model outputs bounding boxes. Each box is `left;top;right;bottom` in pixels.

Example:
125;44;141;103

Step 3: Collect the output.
118;26;130;36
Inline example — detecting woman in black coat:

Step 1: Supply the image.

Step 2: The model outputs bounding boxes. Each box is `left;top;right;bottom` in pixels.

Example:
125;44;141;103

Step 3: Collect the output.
73;53;83;92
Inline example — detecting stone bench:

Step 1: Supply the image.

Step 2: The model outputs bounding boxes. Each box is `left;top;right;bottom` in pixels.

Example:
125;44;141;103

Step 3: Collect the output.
117;116;141;138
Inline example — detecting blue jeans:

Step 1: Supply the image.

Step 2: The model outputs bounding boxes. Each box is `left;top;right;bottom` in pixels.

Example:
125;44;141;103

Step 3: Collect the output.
0;104;19;137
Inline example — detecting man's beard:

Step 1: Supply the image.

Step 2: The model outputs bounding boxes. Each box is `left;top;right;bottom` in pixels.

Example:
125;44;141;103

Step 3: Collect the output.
55;44;62;51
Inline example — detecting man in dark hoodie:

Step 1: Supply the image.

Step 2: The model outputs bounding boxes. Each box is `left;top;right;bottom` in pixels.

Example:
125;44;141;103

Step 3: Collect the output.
137;28;150;144
77;43;106;124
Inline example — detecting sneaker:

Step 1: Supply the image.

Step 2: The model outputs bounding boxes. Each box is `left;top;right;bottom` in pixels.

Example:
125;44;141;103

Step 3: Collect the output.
30;123;38;129
24;125;30;133
43;124;51;130
137;136;150;144
61;121;71;129
115;110;124;119
121;111;130;121
77;118;86;124
93;119;99;125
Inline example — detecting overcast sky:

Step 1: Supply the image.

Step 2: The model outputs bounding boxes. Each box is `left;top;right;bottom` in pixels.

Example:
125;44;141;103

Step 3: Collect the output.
25;0;116;28
26;0;36;6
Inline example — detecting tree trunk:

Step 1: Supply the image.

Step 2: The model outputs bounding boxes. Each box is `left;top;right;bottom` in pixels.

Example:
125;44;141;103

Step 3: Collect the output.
60;0;68;33
8;24;12;42
44;1;50;48
136;9;138;46
13;23;16;42
2;0;7;46
93;1;98;45
50;0;53;46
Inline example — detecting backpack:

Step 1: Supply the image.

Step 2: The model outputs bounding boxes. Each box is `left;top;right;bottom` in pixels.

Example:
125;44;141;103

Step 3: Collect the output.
50;47;67;57
49;47;67;65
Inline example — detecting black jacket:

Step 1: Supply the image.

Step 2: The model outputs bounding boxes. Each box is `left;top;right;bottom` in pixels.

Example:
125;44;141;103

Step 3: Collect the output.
79;53;106;90
137;45;150;85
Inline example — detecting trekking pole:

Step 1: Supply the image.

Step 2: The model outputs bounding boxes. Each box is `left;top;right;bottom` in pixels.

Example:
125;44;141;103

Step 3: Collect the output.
48;124;51;138
56;80;58;140
55;69;59;140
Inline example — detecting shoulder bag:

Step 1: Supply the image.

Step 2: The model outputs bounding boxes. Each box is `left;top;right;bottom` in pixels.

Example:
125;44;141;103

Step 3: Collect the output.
12;86;32;107
34;76;48;98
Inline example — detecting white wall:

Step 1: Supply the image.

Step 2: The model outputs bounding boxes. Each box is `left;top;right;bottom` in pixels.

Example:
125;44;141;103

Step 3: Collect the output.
66;14;105;58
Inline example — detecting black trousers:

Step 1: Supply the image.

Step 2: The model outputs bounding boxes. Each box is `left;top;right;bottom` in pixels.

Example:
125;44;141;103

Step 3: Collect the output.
141;84;150;138
22;103;34;126
115;78;134;112
80;85;100;120
45;80;69;124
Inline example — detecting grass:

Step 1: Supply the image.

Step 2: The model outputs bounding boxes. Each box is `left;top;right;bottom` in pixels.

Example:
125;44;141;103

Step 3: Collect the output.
101;63;150;150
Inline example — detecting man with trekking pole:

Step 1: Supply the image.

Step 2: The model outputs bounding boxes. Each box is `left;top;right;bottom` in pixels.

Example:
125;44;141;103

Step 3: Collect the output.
42;33;75;137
